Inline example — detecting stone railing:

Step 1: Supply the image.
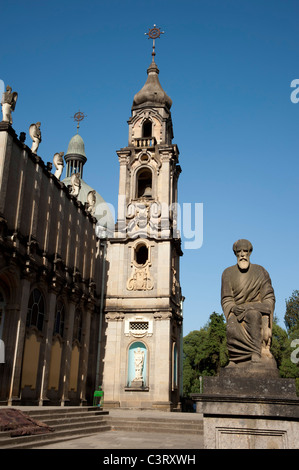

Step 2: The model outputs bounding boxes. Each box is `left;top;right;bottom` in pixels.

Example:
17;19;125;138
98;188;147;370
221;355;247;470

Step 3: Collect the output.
133;137;157;148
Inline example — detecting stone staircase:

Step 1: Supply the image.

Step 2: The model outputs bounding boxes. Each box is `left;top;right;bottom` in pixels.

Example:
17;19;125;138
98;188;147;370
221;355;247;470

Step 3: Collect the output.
0;408;203;449
0;407;110;449
107;414;203;435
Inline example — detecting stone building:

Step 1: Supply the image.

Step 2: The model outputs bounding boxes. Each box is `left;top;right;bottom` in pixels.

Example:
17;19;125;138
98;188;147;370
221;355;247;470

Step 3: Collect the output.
102;51;184;410
0;119;112;406
0;36;183;409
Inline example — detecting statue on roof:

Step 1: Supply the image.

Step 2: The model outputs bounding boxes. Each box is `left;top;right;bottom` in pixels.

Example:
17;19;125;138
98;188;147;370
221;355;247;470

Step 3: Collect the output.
86;190;96;216
53;152;64;180
70;172;81;197
29;122;42;154
1;85;18;124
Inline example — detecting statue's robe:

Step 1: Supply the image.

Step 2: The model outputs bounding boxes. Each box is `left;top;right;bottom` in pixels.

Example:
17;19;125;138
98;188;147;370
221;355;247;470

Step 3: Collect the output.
221;263;275;362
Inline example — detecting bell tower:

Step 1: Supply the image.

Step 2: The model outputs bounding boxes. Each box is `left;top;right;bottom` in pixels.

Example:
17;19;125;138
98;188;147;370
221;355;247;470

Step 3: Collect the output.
102;26;183;410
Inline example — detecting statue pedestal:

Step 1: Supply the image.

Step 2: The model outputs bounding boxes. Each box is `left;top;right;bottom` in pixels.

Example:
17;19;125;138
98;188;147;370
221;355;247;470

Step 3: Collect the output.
131;380;144;388
191;367;299;449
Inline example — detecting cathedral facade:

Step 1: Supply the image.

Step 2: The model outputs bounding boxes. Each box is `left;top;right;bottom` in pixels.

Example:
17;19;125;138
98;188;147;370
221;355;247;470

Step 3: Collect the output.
0;37;183;409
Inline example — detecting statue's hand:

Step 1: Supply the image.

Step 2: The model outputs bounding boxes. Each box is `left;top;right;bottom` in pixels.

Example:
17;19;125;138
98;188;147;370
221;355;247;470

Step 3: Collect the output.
231;305;245;316
245;302;271;315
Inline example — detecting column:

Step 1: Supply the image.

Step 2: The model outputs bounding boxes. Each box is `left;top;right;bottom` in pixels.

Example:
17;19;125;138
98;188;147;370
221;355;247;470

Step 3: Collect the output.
8;277;31;405
59;301;75;406
37;290;56;405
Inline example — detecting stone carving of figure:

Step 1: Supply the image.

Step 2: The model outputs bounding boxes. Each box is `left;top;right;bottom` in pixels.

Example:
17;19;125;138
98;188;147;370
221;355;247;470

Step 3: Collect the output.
86;190;96;215
221;239;276;367
70;172;81;197
53;152;64;180
29;122;42;154
133;347;144;381
1;86;18;124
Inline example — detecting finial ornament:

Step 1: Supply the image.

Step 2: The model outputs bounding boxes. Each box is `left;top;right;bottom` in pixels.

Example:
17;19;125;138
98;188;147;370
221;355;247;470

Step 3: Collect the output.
145;24;164;61
72;110;86;133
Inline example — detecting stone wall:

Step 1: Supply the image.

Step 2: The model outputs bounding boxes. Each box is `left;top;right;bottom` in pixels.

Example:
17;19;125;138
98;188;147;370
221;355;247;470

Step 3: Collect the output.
0;123;104;406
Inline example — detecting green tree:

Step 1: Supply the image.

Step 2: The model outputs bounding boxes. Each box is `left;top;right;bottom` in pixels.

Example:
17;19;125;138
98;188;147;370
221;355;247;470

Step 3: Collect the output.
183;312;228;395
284;290;299;332
270;316;288;368
203;312;228;375
183;329;208;395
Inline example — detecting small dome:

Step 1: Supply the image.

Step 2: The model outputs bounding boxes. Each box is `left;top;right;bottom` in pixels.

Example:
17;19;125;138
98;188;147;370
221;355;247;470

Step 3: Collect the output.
65;133;86;158
62;176;115;233
132;61;172;110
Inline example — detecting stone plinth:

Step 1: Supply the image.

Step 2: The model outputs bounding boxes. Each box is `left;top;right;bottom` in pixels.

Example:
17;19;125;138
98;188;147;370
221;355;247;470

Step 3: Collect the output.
192;367;299;449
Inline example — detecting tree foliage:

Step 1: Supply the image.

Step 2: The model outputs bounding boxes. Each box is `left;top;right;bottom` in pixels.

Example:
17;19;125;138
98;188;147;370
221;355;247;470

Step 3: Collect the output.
183;312;228;395
285;290;299;332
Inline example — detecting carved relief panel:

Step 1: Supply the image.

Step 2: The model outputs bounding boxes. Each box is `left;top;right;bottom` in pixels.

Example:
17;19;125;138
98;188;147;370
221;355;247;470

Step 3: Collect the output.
126;241;154;291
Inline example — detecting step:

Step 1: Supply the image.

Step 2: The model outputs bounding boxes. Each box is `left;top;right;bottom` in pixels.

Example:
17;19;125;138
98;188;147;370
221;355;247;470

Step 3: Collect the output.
1;424;111;449
31;415;106;427
0;407;111;449
107;417;203;434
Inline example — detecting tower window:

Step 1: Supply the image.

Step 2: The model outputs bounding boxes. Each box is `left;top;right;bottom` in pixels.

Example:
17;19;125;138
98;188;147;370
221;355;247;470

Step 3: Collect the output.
135;244;148;265
137;169;152;198
142;120;152;138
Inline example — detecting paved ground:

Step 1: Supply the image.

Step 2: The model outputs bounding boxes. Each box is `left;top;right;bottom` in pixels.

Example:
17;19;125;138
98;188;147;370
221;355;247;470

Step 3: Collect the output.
34;409;204;449
32;429;203;449
1;407;204;450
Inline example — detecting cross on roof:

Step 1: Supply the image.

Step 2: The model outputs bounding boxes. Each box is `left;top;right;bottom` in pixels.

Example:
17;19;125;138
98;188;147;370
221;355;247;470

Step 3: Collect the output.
145;25;165;61
72;110;87;133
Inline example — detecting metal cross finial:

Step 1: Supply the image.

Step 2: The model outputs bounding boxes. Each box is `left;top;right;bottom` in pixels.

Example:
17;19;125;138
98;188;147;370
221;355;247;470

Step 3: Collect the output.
145;24;164;62
72;110;87;133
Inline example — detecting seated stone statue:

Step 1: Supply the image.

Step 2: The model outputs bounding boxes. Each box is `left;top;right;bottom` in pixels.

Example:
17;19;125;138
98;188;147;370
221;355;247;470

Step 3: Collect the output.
221;239;276;367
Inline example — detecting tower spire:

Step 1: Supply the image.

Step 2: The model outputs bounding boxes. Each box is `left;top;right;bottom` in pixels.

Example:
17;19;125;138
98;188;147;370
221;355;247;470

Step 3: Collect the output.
72;110;87;134
145;24;164;63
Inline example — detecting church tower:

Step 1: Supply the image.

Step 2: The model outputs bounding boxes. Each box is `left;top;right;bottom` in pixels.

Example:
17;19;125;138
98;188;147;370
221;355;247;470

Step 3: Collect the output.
102;27;183;410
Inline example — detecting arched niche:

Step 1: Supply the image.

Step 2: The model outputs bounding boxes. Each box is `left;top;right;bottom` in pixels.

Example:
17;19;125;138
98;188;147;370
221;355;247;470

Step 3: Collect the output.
127;341;148;387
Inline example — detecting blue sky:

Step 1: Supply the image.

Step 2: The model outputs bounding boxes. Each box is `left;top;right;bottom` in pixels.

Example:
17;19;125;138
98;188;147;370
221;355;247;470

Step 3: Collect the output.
1;0;299;335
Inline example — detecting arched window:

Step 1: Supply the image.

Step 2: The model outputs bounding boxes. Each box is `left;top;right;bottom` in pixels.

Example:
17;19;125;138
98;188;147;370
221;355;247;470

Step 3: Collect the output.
53;300;65;338
137;168;152;198
73;309;82;344
26;289;45;332
142;120;152;138
135;243;148;266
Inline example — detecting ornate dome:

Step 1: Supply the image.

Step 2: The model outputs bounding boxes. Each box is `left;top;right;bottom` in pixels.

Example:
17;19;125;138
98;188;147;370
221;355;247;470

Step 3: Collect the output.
62;132;115;234
132;60;172;110
65;133;86;158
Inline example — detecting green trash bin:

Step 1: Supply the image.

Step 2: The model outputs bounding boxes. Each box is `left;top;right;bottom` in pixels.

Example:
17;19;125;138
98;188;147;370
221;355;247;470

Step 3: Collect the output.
93;388;104;407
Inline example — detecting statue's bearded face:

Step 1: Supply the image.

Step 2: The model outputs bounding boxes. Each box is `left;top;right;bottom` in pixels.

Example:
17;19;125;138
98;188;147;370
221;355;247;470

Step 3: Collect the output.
236;249;250;271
